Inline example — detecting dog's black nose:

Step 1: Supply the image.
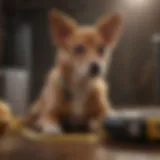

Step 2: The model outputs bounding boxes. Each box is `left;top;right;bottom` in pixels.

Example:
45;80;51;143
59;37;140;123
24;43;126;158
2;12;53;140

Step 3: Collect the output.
89;62;100;77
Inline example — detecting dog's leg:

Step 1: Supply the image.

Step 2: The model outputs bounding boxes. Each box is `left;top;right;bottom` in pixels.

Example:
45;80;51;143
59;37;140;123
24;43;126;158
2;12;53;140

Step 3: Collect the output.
37;99;61;134
89;98;110;133
87;80;114;132
32;72;62;135
35;104;62;135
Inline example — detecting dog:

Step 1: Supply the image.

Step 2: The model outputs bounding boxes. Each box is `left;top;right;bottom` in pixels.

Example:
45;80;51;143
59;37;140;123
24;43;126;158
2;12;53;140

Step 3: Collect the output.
27;9;122;134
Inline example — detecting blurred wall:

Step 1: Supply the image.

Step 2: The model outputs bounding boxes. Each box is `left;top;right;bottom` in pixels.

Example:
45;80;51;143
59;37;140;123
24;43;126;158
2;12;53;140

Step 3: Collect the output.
0;0;3;63
2;0;159;107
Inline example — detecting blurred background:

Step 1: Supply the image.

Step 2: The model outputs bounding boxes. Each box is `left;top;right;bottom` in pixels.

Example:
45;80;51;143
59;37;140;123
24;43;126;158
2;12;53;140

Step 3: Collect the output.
0;0;160;115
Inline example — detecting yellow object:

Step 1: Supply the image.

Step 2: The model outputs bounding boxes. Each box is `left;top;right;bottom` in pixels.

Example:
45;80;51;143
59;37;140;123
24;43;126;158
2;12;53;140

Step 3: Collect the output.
147;118;160;140
18;127;100;142
12;115;107;142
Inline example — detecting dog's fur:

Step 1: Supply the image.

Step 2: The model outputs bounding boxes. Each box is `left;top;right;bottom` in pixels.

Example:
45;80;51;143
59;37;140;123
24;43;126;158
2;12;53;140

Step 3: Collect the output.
29;9;122;134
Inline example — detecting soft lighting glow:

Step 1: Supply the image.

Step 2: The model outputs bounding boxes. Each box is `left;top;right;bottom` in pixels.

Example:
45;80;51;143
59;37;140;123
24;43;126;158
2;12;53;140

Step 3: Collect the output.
127;0;149;7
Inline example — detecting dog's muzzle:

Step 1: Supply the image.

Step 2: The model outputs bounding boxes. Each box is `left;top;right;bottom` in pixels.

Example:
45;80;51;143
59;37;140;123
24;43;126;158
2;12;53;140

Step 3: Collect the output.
89;62;101;77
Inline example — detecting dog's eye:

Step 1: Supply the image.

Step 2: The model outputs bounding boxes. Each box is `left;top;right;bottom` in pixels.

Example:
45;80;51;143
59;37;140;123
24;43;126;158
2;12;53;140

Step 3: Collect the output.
97;45;105;56
74;44;85;55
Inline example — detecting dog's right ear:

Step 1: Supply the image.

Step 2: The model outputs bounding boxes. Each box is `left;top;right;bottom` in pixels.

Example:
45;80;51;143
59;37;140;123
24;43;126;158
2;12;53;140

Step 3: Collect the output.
96;13;122;46
49;9;77;46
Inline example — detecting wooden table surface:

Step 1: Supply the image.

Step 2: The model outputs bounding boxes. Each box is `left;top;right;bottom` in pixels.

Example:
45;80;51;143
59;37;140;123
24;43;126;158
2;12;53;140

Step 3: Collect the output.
1;107;160;160
99;141;160;160
0;134;159;160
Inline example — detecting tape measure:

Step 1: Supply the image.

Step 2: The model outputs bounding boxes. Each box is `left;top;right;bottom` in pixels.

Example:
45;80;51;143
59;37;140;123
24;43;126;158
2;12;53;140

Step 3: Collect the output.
147;117;160;140
20;127;100;142
104;110;160;142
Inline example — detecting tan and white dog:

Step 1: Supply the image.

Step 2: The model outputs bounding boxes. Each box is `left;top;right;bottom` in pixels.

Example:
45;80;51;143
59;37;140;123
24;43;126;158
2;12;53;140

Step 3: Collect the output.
28;9;122;134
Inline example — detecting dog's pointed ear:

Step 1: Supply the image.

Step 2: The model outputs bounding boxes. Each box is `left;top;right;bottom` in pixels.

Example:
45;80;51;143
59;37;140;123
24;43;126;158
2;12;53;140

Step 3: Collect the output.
49;9;78;46
96;13;122;46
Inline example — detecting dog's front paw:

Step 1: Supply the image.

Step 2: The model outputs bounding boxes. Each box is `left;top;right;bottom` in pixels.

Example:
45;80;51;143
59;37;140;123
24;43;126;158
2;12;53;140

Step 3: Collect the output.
42;123;62;135
36;121;62;135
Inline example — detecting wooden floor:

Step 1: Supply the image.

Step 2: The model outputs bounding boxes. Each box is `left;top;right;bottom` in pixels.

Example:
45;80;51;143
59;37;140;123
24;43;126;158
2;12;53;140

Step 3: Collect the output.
0;134;159;160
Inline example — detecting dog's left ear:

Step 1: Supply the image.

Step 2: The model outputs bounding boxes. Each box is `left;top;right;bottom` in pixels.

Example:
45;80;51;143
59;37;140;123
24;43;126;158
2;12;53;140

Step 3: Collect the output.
96;13;122;46
49;9;78;46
